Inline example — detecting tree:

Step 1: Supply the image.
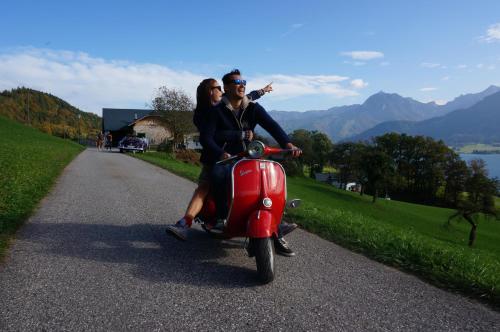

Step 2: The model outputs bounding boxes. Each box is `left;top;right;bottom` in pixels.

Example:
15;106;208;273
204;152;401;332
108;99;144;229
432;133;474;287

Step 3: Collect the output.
311;131;333;175
448;159;499;247
443;152;469;207
330;142;366;190
151;87;195;148
151;86;194;112
289;129;314;176
360;147;394;203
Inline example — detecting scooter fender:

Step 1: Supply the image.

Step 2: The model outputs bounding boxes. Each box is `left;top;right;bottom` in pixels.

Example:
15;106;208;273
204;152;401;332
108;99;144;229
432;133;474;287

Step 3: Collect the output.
246;210;277;238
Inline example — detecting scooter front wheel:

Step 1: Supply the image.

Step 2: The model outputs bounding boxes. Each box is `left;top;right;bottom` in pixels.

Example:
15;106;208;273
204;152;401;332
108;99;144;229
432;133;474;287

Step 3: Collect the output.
250;237;274;283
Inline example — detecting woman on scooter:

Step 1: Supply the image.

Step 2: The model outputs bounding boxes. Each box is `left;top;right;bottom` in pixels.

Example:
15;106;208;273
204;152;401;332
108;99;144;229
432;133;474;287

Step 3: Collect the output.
166;78;273;236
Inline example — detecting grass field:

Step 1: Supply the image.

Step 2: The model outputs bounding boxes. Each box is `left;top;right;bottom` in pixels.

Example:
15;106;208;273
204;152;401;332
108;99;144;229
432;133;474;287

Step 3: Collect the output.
0;116;84;259
133;151;500;307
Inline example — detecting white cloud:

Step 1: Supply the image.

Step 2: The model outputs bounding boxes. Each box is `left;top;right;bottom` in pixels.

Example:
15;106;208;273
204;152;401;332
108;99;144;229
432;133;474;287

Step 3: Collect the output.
379;61;390;66
282;23;304;37
441;76;450;81
420;62;441;68
457;64;468;69
477;63;484;69
340;51;384;60
0;48;204;116
420;87;437;92
488;65;496;70
249;74;359;99
480;23;500;43
0;47;362;115
350;79;368;89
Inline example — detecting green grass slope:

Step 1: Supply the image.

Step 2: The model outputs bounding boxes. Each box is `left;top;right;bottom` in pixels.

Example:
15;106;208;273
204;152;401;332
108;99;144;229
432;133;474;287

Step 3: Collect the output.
133;151;500;307
0;115;84;259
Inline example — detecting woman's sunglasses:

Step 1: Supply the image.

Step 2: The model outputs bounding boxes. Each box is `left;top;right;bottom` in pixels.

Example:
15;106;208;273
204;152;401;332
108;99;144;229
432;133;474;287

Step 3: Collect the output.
211;86;222;92
231;79;247;86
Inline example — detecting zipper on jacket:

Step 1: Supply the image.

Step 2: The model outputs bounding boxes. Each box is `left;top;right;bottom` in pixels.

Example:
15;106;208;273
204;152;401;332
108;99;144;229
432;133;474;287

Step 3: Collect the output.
226;105;246;151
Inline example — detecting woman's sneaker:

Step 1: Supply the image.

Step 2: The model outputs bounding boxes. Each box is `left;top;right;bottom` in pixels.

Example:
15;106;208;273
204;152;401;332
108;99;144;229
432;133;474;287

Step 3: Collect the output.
165;218;190;241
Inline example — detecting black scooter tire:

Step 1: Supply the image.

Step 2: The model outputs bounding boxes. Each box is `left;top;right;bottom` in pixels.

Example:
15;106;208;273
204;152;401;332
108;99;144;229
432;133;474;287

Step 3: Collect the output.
250;237;274;283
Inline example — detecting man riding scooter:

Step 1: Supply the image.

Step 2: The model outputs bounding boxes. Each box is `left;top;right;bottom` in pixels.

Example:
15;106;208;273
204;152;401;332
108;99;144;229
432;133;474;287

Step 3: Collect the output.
200;69;302;256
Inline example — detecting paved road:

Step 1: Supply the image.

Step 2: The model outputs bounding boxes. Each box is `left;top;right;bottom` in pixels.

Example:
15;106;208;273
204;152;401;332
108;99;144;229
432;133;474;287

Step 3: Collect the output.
1;148;500;331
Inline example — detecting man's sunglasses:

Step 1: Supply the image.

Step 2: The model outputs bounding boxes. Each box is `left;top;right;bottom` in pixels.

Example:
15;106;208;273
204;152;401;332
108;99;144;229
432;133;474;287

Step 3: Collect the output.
231;79;247;86
211;86;222;92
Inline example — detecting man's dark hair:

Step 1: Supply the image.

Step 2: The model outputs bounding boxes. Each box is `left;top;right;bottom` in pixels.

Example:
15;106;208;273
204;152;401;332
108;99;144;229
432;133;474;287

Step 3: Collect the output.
222;69;241;85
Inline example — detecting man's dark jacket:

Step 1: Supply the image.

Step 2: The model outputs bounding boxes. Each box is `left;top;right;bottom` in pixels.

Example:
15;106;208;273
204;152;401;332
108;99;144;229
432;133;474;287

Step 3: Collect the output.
199;96;290;165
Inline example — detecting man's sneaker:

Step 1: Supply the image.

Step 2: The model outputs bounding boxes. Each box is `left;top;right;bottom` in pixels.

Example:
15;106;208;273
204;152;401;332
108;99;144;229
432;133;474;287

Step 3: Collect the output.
165;218;190;241
274;237;296;257
279;222;298;236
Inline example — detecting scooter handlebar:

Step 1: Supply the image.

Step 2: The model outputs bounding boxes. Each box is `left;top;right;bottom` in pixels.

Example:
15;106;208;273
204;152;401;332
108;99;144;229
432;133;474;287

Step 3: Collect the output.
264;146;302;157
215;143;301;164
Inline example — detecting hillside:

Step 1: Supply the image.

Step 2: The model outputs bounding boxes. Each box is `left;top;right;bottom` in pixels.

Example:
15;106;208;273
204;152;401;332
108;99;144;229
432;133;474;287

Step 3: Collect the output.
0;115;84;258
0;87;101;140
268;85;500;141
350;90;500;145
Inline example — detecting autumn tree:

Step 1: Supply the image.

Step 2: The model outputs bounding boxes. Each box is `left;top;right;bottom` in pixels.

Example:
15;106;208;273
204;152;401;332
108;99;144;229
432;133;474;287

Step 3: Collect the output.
152;86;194;112
151;86;195;148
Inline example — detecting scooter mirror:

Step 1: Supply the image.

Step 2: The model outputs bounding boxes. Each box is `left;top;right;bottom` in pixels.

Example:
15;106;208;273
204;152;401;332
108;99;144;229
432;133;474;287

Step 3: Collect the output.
247;140;265;158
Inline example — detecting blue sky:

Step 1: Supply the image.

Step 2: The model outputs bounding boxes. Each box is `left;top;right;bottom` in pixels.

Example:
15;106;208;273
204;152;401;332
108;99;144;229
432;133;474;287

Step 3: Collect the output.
1;0;500;115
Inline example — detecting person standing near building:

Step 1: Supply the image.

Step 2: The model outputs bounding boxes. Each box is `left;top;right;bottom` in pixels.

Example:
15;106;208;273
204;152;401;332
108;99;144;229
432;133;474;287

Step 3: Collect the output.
96;131;104;151
106;132;113;151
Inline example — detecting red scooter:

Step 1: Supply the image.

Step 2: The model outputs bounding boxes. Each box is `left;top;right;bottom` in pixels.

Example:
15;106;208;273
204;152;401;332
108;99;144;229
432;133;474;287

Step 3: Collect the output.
196;141;301;283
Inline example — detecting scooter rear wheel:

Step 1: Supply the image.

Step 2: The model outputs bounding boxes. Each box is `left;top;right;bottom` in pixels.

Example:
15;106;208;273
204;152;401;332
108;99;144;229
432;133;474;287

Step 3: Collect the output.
250;237;274;283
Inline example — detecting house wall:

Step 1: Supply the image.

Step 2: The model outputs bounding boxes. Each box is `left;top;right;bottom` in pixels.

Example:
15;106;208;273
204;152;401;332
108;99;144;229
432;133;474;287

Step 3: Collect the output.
132;118;172;145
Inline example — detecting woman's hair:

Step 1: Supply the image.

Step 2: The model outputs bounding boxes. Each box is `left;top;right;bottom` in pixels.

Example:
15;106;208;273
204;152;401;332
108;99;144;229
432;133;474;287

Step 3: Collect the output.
194;78;216;116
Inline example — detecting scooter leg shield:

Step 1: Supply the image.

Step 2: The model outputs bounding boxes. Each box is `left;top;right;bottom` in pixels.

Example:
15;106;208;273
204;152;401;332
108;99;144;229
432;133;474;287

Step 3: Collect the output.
247;210;276;238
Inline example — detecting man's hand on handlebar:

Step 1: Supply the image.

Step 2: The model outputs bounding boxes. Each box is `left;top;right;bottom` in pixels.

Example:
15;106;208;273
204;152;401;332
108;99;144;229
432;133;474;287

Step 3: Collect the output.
220;152;232;160
286;143;302;158
244;130;254;141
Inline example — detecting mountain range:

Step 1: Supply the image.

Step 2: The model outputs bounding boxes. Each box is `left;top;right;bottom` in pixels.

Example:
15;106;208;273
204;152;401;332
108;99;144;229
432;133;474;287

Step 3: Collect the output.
267;85;500;144
349;89;500;145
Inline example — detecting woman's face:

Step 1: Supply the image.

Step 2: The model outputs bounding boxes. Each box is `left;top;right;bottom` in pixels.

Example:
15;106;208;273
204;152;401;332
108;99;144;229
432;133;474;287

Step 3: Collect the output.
210;80;223;105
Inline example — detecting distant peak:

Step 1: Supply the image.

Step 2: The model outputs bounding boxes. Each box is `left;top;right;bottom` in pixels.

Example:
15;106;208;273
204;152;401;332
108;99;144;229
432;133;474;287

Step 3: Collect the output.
485;85;500;92
364;91;403;102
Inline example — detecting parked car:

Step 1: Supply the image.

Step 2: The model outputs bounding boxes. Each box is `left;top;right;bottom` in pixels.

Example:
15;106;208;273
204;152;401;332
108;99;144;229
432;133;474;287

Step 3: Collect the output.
118;136;148;153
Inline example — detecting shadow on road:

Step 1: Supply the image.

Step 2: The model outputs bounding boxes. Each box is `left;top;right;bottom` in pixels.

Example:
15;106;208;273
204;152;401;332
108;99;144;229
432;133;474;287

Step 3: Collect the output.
21;222;262;288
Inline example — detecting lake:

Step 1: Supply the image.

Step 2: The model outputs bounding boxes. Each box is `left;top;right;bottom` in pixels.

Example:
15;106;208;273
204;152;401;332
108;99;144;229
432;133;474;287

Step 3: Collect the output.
460;153;500;179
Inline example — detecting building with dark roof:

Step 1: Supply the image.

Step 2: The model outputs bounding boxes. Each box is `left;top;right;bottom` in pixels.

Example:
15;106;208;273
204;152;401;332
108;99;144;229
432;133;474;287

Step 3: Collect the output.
102;108;153;132
102;108;200;149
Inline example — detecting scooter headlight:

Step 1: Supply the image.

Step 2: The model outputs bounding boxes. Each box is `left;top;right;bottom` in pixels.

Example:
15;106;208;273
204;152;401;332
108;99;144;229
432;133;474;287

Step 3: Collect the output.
263;197;273;208
247;141;265;158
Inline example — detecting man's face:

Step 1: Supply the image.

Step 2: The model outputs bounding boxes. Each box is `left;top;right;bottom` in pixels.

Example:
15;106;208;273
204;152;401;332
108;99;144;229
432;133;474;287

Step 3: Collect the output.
224;74;246;100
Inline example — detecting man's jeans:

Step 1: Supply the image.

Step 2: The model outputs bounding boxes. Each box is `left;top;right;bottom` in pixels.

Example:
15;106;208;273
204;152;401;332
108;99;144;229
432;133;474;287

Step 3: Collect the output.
212;163;233;220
